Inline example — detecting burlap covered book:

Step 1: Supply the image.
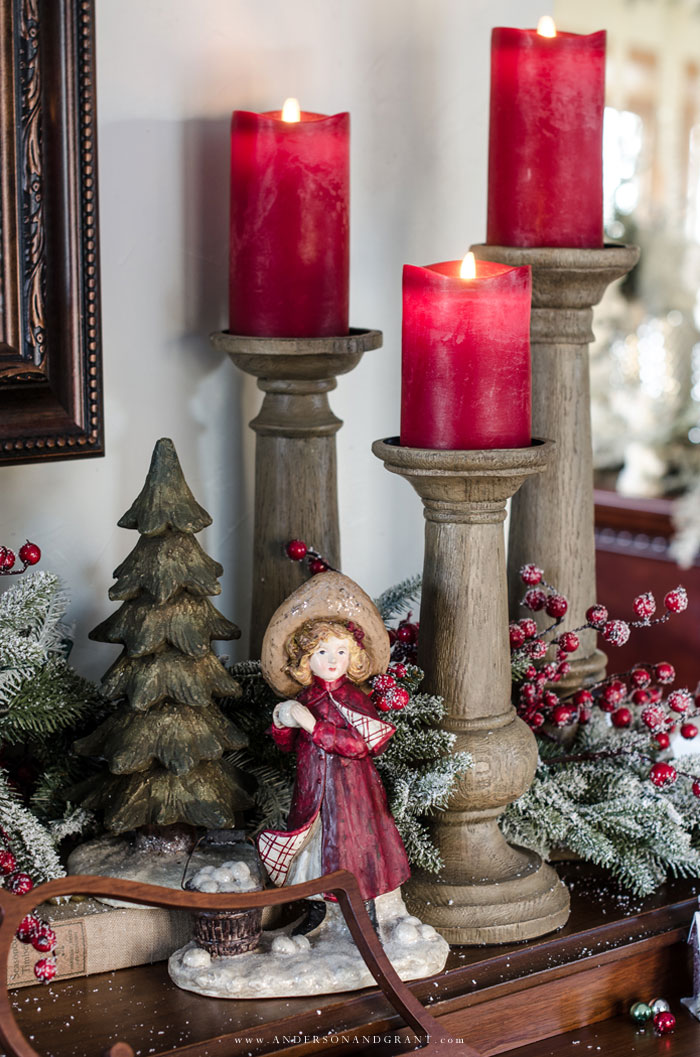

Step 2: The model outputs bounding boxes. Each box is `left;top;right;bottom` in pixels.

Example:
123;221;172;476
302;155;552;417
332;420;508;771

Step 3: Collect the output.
8;900;192;988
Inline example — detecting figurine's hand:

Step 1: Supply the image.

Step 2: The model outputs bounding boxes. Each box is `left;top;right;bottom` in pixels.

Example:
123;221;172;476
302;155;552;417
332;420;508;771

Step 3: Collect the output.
273;700;300;728
290;703;317;734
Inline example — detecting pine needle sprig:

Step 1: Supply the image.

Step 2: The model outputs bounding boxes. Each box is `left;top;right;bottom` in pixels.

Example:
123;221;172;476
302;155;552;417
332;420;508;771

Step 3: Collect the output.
375;576;422;622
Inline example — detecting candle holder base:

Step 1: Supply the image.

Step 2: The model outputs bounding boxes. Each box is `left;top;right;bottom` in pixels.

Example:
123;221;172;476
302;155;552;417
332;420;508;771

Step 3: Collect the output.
406;853;570;945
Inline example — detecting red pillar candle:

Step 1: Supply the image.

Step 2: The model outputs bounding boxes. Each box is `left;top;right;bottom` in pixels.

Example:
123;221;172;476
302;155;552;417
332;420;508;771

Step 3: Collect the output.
400;255;531;450
229;101;349;337
487;20;606;248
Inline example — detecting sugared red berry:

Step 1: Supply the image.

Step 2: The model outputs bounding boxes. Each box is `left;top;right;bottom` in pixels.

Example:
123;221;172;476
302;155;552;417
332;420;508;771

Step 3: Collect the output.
668;689;693;714
693;780;700;798
633;592;656;620
34;958;57;983
602;680;626;706
642;706;667;731
7;872;33;894
389;663;407;679
509;623;526;649
374;695;392;713
578;706;592;724
519;618;538;639
543;690;560;710
655;732;671;750
524;589;547;611
654;662;675;685
531;712;545;728
309;558;328;575
527;639;547;660
664;587;688;614
285;539;308;561
0;850;17;875
586;604;608;628
631;668;651;689
557;631;579;654
373;674;397;694
602;619;630;646
573;689;594;708
16;914;40;943
612;707;632;728
520;564;544;586
520;683;537;705
32;926;57;953
551;704;577;727
545;594;568;619
681;723;698;740
391;688;410;710
18;541;41;567
631;689;650;706
648;687;663;704
649;762;677;788
0;549;15;570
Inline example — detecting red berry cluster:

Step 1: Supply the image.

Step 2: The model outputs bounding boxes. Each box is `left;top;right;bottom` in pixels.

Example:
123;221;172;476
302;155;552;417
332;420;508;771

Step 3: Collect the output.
388;612;420;664
0;829;57;982
0;540;41;576
371;664;411;712
285;539;334;576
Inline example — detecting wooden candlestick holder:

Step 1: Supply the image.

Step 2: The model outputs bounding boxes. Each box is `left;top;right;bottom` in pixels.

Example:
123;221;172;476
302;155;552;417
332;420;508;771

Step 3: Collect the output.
471;244;640;693
372;437;570;944
211;328;382;657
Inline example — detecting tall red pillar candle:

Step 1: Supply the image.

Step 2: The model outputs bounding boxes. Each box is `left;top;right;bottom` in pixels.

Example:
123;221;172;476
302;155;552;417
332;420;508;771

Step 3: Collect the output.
229;104;349;337
400;256;531;450
487;22;606;248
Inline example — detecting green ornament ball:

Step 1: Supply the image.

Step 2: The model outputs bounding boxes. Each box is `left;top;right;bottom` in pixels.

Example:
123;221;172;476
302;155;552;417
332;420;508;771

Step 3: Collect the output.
649;998;671;1015
629;1001;653;1024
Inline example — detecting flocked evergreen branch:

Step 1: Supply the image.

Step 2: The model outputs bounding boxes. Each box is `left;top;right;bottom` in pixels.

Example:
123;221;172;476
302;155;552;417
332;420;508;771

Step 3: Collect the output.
0;770;65;883
374;575;422;622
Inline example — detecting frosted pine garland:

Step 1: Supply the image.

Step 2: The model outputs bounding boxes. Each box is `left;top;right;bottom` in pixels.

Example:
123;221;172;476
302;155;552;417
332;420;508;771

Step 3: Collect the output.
501;713;700;895
0;770;65;883
374;576;422;622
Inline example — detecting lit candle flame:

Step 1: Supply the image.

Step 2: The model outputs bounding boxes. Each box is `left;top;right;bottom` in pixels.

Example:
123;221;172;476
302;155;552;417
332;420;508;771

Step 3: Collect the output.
537;15;557;37
460;253;477;280
281;97;301;122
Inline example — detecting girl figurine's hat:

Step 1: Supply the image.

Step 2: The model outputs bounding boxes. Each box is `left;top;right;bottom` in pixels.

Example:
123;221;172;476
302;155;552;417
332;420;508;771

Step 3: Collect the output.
261;571;391;697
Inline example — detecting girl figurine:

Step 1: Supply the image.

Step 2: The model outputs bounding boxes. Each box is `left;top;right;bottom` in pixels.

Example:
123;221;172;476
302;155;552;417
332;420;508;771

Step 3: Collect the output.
259;572;410;929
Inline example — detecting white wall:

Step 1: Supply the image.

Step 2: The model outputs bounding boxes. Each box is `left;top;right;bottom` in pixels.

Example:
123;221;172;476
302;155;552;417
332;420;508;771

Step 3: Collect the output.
0;0;545;679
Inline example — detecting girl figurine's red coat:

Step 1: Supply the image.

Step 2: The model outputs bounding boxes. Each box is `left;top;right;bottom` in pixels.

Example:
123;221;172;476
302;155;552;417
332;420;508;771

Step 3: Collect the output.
260;676;411;902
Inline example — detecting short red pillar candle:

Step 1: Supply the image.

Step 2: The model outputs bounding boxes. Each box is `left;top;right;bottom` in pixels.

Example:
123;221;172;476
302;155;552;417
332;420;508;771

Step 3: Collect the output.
229;103;349;337
400;256;532;450
487;21;606;248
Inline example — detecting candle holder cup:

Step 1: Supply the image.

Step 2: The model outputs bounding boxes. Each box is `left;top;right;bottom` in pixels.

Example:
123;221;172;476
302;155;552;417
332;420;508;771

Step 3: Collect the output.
471;244;640;694
372;437;570;944
212;328;382;658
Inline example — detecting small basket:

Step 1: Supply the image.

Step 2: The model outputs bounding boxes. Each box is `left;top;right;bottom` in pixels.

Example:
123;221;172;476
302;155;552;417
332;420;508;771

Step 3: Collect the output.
191;904;263;957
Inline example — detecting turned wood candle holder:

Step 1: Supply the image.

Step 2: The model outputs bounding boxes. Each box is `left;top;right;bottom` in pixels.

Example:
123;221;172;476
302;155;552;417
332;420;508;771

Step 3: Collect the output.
212;328;383;657
471;244;640;693
372;437;570;944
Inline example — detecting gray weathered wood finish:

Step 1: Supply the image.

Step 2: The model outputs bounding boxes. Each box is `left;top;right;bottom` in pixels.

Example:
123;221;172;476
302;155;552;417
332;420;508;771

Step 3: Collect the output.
471;245;640;693
211;329;382;657
372;439;570;944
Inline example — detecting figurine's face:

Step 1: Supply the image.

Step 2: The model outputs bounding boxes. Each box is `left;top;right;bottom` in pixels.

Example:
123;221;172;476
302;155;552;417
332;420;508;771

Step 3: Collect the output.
309;635;351;681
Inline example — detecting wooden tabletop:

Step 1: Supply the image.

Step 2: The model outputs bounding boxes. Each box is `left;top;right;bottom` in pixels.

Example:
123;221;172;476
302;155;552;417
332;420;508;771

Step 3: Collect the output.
5;862;700;1056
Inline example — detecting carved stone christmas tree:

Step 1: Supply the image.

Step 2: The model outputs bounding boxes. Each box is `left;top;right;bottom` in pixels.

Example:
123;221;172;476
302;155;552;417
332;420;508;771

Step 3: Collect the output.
76;438;250;834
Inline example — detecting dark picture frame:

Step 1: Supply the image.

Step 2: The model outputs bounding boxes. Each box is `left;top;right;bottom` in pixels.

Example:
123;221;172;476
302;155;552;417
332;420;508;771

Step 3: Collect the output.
0;0;103;465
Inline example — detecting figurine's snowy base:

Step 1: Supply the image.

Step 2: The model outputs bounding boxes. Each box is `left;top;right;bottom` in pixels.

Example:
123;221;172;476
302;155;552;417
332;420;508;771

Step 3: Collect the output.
168;888;449;998
682;997;700;1021
67;834;263;909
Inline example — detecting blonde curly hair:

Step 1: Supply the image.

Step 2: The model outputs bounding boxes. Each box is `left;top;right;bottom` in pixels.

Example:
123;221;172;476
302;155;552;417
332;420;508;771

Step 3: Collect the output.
284;619;371;687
